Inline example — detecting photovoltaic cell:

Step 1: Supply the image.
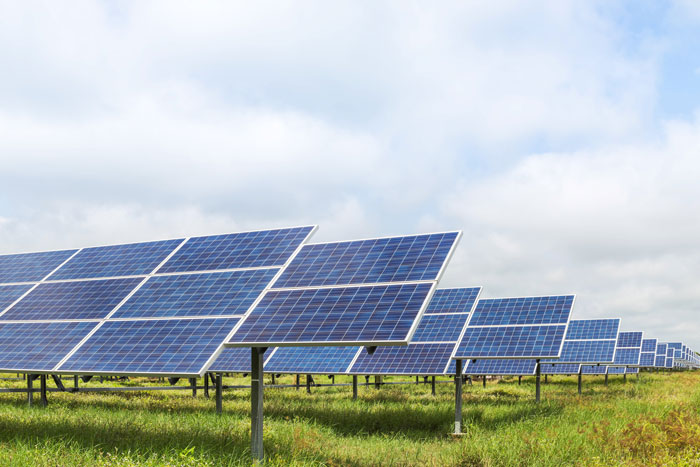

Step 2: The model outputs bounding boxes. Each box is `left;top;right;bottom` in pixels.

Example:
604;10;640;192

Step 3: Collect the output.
455;325;567;359
639;352;656;366
0;321;97;371
59;318;239;375
410;314;470;342
208;347;264;373
158;227;314;273
0;249;77;283
655;355;666;367
0;284;34;312
424;287;481;314
464;359;537;376
626;367;639;374
350;343;455;375
0;278;142;321
541;363;581;374
565;319;619;340
656;343;668;356
553;340;617;364
273;232;458;288
468;296;575;326
48;240;182;280
266;346;359;374
227;283;433;345
111;269;279;319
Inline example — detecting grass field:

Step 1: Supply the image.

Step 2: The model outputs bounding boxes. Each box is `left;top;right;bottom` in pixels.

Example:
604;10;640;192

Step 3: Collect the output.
1;371;699;466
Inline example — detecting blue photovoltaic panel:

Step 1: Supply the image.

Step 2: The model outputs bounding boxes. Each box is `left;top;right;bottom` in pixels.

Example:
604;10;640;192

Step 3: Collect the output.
551;340;617;364
613;348;640;365
158;227;314;273
626;367;639;374
465;359;537;376
655;355;666;367
227;283;433;345
581;365;607;375
0;284;34;312
411;314;470;342
423;287;481;314
607;366;626;375
48;239;182;280
455;325;567;359
273;232;458;288
639;352;656;367
350;343;455;375
665;358;673;368
656;343;667;356
0;321;97;371
641;339;657;353
0;249;77;283
565;319;620;340
468;295;574;326
0;278;142;321
111;269;279;319
208;347;256;373
59;318;239;375
617;332;643;348
541;363;581;374
266;346;360;374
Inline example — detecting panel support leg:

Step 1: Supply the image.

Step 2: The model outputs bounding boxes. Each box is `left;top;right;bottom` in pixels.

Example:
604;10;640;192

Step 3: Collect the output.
190;377;197;397
73;375;79;392
535;360;541;403
623;374;627;383
483;375;486;388
295;374;300;390
454;359;463;435
271;374;275;385
306;374;311;394
374;375;382;389
215;373;223;415
544;374;548;384
27;374;33;406
431;376;436;396
204;374;209;398
518;375;522;385
40;375;47;407
604;374;608;386
577;370;582;395
251;347;266;463
352;375;358;400
415;375;419;385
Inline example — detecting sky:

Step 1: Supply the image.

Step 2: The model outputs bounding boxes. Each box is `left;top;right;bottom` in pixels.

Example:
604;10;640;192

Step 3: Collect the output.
1;1;699;347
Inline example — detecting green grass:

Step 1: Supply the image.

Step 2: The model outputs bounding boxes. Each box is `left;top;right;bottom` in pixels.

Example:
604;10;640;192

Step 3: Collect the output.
1;372;700;466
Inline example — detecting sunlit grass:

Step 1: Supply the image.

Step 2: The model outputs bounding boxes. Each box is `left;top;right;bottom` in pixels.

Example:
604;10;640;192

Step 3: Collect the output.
0;371;698;465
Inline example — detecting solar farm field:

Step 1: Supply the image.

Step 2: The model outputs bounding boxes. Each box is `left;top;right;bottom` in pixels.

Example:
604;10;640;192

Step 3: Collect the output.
1;372;699;466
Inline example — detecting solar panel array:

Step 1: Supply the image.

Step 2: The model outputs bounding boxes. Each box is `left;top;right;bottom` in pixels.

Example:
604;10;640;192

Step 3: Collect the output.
0;226;316;376
226;232;461;347
453;295;575;360
639;338;658;367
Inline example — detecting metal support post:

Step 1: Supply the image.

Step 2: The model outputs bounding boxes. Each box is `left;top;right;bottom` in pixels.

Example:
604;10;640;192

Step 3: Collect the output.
204;374;209;398
483;375;486;388
271;374;275;385
431;376;436;396
544;374;548;384
295;374;300;390
415;375;419;385
518;375;522;385
604;374;608;386
535;360;541;403
577;370;582;395
40;375;48;407
623;374;627;383
215;373;223;415
306;374;311;394
74;375;79;392
454;359;463;435
27;374;33;406
374;375;382;389
190;377;197;397
352;375;358;400
251;347;266;463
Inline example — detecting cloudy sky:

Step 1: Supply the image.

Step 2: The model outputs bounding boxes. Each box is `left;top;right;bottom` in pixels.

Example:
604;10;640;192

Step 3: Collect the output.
1;1;699;347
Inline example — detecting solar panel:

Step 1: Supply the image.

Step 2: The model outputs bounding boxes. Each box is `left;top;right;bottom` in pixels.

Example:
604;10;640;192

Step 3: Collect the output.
541;363;581;375
208;347;260;373
157;227;315;273
625;367;639;374
613;331;643;366
273;232;459;288
111;269;279;319
351;344;455;375
227;232;461;348
0;249;78;283
0;278;143;321
641;339;657;353
424;287;481;314
48;239;183;280
453;295;574;360
0;321;98;372
410;314;471;342
540;318;619;365
580;365;607;375
464;359;537;376
654;355;666;367
639;352;655;366
58;318;240;375
607;366;626;375
266;346;360;374
456;324;567;359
